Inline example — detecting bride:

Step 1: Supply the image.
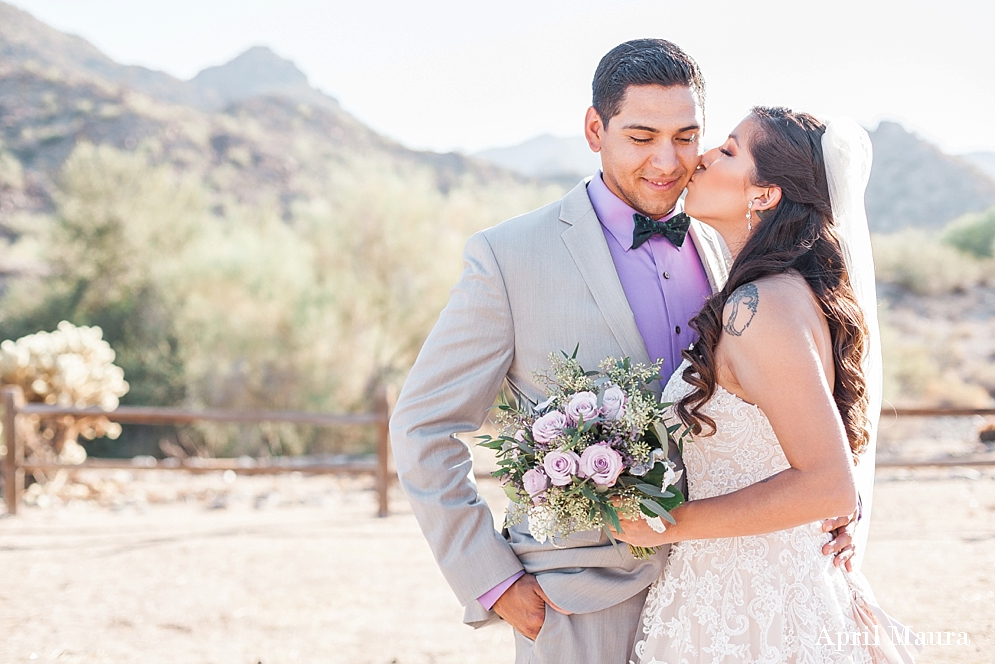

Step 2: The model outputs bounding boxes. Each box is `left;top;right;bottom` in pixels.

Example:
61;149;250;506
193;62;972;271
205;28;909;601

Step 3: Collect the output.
614;107;917;663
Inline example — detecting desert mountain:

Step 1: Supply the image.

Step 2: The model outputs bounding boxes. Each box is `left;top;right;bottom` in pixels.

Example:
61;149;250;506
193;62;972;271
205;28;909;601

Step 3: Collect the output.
0;1;529;225
865;121;995;232
0;2;220;110
189;46;339;111
964;152;995;180
475;123;995;233
474;134;600;184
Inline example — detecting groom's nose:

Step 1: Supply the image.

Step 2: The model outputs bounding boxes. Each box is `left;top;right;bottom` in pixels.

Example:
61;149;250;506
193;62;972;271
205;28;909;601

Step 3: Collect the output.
647;142;681;176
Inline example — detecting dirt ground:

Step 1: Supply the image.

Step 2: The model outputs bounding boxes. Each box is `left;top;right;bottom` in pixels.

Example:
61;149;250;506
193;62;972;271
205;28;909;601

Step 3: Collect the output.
0;465;993;664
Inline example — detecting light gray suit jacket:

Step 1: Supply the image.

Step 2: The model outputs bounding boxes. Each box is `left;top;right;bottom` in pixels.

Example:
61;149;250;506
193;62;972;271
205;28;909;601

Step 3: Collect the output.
390;180;730;656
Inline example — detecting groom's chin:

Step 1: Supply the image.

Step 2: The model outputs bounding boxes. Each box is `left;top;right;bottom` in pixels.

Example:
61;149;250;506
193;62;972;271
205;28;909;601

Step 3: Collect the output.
628;190;684;219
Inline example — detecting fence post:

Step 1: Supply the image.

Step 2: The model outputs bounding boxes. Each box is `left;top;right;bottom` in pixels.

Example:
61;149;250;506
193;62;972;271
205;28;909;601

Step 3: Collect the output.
2;386;25;516
374;386;392;518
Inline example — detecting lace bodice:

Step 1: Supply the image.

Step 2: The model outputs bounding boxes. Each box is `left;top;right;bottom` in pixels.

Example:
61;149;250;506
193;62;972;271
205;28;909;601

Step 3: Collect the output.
633;361;873;664
660;361;790;502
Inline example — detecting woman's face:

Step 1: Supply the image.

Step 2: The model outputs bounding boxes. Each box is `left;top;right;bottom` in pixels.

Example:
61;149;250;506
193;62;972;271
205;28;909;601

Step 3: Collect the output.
685;115;760;231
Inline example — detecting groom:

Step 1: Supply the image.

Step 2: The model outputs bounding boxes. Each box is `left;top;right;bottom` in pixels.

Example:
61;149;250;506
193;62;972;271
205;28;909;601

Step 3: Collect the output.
390;39;856;663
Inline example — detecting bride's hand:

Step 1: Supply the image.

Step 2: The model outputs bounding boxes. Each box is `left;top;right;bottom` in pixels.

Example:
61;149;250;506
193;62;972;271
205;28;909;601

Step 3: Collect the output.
609;515;679;547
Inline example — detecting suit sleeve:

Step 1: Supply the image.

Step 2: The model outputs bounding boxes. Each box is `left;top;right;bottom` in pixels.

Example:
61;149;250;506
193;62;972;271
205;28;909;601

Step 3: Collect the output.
389;231;524;607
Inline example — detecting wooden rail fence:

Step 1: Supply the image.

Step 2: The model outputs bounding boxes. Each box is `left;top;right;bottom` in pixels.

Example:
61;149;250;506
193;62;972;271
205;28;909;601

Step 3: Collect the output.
1;385;393;517
874;405;995;469
2;392;995;516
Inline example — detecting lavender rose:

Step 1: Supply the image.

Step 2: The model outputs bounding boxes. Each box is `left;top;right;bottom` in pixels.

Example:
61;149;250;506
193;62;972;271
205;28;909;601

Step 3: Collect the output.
579;444;624;487
522;469;549;504
542;450;581;486
601;385;627;420
565;391;599;423
532;410;567;444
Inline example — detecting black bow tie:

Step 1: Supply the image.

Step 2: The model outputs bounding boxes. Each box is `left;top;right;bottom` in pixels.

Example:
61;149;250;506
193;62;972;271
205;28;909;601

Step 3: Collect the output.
632;212;691;249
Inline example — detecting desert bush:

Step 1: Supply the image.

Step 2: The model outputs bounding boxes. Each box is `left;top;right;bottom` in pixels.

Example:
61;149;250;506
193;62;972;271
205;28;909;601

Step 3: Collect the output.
0;138;24;191
880;317;937;403
175;157;559;455
872;229;985;295
943;206;995;258
880;311;993;408
0;143;561;457
0;321;129;465
0;143;199;407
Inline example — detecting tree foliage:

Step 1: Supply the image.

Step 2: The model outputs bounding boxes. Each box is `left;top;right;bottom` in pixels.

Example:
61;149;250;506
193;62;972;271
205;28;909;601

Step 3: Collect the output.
943;206;995;258
0;142;562;456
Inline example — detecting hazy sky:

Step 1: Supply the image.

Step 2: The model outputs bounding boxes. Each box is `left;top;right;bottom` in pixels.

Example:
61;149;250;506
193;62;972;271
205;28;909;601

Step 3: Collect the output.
8;0;995;155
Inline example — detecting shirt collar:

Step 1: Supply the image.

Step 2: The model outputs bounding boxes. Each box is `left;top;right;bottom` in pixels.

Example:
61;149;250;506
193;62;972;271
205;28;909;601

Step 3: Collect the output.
586;172;683;251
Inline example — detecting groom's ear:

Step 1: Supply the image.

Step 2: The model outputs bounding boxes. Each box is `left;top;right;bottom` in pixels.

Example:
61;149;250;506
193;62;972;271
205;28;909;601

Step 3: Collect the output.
584;106;604;153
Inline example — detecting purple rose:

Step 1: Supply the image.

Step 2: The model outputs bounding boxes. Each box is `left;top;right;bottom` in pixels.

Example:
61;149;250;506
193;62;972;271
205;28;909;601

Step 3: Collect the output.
565;391;599;423
542;450;581;486
579;444;624;487
601;386;627;420
514;429;526;443
532;410;567;444
522;469;549;504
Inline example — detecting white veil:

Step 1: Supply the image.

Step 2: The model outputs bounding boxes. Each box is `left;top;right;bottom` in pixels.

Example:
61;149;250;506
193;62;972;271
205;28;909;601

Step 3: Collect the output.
822;118;881;571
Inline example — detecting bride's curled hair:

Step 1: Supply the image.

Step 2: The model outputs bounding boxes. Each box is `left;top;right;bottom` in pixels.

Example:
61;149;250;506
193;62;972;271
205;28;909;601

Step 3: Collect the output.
677;106;870;460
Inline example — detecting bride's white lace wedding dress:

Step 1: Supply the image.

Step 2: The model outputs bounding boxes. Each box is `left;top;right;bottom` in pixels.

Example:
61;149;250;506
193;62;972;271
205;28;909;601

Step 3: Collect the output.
632;360;882;664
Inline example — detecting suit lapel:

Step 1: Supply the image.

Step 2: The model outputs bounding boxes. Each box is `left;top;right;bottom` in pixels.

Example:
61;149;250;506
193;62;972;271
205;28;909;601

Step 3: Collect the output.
559;182;651;366
687;219;731;294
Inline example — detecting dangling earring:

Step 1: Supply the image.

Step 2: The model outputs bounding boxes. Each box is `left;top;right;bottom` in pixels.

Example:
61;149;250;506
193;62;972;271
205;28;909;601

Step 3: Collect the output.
746;201;753;232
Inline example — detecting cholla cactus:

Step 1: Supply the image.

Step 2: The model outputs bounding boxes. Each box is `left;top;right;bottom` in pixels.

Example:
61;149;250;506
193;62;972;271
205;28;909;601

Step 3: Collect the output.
0;321;129;464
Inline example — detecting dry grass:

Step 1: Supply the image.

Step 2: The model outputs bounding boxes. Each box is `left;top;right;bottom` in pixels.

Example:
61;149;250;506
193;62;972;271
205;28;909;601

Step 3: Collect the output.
0;468;991;663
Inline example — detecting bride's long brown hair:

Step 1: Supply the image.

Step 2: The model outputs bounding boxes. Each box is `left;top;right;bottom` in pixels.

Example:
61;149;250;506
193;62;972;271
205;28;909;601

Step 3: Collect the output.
677;106;870;460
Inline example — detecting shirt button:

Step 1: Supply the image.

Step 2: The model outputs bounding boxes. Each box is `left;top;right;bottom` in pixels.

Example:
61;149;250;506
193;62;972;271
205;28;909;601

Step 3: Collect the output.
663;271;671;279
676;326;682;334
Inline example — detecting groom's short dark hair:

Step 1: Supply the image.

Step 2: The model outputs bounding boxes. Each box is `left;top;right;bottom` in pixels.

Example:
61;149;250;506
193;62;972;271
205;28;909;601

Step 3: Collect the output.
593;39;705;126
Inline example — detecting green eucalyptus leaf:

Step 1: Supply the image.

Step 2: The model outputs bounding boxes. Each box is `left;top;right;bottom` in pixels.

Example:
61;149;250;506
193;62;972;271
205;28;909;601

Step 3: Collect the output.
603;502;622;533
639;498;671;519
641;463;666;487
634;482;671;498
652;422;671;447
504;484;524;501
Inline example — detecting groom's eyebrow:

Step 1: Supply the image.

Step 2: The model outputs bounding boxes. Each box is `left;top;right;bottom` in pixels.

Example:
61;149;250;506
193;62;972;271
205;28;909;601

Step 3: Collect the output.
622;123;700;133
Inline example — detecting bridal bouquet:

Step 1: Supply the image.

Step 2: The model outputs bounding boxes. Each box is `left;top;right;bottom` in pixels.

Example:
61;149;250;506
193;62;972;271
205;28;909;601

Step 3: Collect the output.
478;349;686;559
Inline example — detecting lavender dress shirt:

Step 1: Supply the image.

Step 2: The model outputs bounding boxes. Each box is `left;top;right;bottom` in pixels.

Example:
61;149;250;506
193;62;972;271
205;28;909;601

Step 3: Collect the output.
586;172;711;373
477;173;712;611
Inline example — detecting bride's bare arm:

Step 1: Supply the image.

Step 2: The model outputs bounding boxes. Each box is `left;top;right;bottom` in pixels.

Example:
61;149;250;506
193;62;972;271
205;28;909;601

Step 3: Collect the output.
615;275;859;547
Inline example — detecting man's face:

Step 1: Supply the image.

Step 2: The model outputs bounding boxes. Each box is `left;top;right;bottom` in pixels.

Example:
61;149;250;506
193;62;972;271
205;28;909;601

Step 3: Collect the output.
585;85;704;219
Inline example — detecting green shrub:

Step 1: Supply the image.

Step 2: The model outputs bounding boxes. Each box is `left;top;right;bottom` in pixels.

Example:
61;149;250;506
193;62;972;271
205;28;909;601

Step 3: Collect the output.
942;206;995;258
872;229;984;295
0;143;562;457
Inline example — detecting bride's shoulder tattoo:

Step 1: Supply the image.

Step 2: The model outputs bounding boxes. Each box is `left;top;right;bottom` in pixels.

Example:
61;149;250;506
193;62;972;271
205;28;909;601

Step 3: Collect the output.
724;283;759;337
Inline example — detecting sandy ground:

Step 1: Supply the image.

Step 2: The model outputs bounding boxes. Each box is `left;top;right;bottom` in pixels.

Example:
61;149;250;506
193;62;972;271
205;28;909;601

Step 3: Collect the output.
0;466;993;664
